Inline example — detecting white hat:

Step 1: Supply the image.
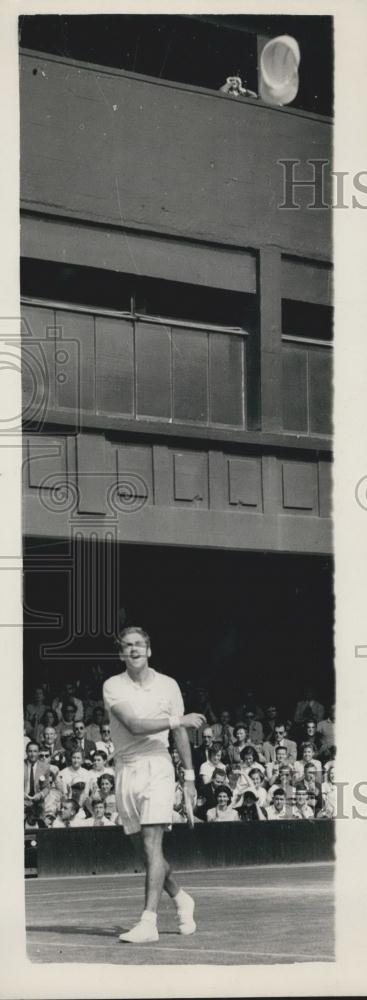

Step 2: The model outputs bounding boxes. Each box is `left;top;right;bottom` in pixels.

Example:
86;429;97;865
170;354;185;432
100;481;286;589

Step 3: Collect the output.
259;35;300;106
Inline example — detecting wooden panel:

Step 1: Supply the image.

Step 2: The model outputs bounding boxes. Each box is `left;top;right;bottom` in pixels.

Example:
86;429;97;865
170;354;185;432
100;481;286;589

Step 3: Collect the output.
55;310;95;413
259;248;282;433
173;452;208;505
172;328;208;423
309;349;333;435
227;457;262;509
26;436;67;488
282;258;333;305
318;460;332;517
21;303;56;417
20;53;332;257
22;434;332;554
135;321;171;419
282;461;318;511
116;444;153;502
209;334;244;427
95;316;134;415
76;433;108;514
20;215;257;294
282;347;308;432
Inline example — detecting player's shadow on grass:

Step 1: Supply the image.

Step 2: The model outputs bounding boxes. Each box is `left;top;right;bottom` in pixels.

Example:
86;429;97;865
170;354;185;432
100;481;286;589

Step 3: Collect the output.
28;924;186;939
27;924;118;938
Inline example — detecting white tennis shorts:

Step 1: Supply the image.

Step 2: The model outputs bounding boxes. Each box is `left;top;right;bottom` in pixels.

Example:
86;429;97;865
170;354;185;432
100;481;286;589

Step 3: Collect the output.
115;755;175;835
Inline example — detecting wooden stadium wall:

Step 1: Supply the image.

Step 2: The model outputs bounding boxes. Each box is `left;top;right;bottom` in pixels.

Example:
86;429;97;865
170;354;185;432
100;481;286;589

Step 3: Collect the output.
32;821;335;877
20;50;332;258
20;49;332;556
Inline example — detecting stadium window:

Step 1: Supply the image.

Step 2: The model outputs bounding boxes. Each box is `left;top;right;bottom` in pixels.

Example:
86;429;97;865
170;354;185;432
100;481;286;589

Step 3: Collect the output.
282;300;333;436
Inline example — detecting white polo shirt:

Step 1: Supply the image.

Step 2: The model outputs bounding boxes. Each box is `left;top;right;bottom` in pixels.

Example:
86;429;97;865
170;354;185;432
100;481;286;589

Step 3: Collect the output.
103;669;184;764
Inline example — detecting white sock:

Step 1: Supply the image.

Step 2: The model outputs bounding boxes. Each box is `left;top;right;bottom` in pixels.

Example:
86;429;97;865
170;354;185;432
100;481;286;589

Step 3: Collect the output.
174;889;190;909
141;909;157;925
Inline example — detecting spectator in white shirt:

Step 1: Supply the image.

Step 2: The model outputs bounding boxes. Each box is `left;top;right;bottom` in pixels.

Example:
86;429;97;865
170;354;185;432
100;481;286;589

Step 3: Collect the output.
267;764;295;807
267;788;289;820
319;764;337;818
85;750;114;799
199;745;224;786
293;743;322;781
52;798;86;828
82;799;114;827
248;766;268;808
292;786;314;819
56;750;90;800
99;724;115;762
207;787;240;823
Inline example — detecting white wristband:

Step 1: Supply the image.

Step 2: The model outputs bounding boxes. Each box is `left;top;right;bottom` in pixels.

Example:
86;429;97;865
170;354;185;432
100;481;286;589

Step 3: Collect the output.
183;769;195;782
169;715;181;730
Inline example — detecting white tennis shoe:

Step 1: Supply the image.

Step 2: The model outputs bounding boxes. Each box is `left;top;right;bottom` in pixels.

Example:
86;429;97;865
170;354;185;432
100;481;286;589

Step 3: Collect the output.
176;892;196;935
119;920;159;944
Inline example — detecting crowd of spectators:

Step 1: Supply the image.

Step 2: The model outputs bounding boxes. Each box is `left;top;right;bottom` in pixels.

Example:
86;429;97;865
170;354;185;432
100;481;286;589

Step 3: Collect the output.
24;678;336;829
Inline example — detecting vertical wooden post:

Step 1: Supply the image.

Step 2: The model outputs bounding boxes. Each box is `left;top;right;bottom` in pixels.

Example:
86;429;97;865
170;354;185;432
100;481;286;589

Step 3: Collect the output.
258;246;283;433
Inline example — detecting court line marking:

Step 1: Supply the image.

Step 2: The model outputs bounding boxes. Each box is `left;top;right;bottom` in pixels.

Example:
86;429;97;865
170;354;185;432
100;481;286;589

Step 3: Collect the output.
26;860;334;885
27;939;334;962
26;888;334;910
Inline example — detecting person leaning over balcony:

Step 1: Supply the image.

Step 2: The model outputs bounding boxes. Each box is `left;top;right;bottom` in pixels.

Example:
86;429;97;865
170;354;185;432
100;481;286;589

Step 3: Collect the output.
220;76;257;98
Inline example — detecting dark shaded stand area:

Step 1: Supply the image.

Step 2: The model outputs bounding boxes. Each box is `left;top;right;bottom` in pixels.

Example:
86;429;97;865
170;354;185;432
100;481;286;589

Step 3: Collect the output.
24;539;334;715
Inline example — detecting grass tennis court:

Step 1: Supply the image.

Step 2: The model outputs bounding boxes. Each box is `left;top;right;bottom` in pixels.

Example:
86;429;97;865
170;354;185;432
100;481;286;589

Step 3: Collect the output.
26;861;334;965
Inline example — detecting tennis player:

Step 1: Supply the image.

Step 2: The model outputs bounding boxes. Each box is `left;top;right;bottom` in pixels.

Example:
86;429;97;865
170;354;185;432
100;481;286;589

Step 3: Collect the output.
103;626;206;943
